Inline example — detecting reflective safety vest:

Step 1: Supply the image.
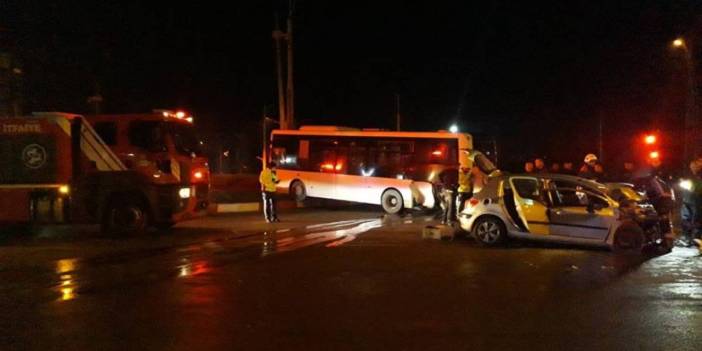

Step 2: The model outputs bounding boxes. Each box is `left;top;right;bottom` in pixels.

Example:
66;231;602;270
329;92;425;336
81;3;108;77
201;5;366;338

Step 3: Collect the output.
259;168;279;192
458;169;472;193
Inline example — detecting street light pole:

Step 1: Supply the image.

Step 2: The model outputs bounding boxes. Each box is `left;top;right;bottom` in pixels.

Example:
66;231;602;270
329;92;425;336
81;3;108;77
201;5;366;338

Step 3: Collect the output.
673;37;698;164
286;2;295;130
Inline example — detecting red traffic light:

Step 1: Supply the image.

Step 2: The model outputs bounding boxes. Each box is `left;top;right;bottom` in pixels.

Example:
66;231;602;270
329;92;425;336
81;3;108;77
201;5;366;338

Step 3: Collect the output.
644;134;657;145
649;151;660;159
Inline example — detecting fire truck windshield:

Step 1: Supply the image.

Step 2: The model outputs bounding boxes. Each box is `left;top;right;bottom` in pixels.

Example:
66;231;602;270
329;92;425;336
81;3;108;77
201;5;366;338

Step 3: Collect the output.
167;122;203;156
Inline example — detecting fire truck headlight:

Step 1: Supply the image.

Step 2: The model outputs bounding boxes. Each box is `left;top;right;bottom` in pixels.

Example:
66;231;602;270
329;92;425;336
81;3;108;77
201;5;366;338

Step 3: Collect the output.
679;179;693;191
58;185;70;195
178;187;191;199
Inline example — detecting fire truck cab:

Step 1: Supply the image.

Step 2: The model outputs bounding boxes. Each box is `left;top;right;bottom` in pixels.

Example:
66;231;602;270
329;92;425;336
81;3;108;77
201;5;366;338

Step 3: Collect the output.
0;111;209;234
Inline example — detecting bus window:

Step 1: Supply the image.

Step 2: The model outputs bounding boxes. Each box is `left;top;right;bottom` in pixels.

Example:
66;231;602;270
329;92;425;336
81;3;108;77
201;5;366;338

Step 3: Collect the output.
414;139;458;166
271;135;299;170
368;139;411;178
309;138;338;173
345;138;371;176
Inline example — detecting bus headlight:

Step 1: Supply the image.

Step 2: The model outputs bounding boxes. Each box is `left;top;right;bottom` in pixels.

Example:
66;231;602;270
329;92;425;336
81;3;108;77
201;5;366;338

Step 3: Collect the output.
178;187;191;199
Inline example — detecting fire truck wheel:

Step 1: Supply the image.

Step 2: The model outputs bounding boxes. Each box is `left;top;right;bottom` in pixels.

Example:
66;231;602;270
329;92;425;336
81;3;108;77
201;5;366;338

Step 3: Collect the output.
102;199;148;235
155;222;176;231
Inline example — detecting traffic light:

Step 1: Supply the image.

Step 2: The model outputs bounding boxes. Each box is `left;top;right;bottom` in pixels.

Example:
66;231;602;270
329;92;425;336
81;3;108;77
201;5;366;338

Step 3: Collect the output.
641;132;661;162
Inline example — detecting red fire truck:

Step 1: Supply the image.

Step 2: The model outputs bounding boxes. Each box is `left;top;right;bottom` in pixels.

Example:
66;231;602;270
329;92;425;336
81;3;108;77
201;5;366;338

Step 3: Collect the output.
0;111;210;233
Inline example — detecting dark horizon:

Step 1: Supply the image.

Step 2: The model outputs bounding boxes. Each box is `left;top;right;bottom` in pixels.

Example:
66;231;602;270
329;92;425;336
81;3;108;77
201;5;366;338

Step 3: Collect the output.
2;1;700;170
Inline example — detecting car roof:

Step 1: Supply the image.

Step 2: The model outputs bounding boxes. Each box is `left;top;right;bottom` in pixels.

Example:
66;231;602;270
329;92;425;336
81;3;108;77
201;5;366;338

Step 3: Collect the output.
500;173;607;189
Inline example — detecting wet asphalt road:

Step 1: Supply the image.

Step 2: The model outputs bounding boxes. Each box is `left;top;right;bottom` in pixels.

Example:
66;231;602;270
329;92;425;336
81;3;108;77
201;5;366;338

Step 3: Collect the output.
0;206;700;350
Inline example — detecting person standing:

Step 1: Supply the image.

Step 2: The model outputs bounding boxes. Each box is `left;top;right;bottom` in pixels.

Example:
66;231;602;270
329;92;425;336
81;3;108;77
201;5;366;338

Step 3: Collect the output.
680;159;702;247
562;162;576;175
439;169;459;225
534;158;547;174
524;161;535;174
259;162;280;223
621;161;636;183
578;154;599;179
457;166;473;212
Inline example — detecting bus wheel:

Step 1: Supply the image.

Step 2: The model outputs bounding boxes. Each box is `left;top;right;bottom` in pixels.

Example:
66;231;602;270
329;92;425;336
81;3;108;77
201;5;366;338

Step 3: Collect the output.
381;189;404;214
291;181;307;202
102;199;148;235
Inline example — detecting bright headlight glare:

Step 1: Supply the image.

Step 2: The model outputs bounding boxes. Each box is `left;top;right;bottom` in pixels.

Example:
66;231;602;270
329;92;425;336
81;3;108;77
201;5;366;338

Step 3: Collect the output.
178;187;191;199
679;179;693;191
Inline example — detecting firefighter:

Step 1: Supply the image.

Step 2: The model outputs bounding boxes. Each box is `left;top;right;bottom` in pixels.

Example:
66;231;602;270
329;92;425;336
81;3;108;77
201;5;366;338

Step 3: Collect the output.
457;166;473;213
578;153;598;179
260;162;280;223
679;159;702;247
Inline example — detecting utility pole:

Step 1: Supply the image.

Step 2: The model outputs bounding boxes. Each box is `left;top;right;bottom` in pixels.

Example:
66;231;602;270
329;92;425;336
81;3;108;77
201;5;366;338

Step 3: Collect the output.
598;112;604;163
272;14;287;129
285;2;295;130
395;93;401;131
261;106;267;169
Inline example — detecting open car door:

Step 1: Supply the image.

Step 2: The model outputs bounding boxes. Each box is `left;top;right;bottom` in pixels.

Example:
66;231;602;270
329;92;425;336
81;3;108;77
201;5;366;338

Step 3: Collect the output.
507;176;551;235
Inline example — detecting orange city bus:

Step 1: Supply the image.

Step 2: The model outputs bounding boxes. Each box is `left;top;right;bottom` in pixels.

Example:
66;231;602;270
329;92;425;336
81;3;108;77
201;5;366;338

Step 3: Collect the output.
269;126;474;213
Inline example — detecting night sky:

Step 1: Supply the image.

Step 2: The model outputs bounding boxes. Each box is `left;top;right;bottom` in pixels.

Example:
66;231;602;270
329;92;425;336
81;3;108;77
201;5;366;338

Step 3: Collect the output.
2;1;700;170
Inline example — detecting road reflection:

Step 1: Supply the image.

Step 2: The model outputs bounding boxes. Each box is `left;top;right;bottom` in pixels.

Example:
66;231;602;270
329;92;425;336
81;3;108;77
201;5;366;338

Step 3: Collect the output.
55;258;79;302
262;219;383;256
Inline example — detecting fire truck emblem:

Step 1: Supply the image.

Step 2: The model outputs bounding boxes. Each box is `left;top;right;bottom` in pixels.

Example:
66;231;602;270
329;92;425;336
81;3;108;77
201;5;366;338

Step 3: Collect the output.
22;144;47;169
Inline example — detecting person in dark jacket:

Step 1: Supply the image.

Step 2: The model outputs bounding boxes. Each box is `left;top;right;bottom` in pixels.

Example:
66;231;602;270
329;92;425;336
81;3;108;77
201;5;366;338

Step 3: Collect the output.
524;161;535;174
439;169;459;225
680;159;702;247
534;158;547;174
620;161;636;183
562;162;576;175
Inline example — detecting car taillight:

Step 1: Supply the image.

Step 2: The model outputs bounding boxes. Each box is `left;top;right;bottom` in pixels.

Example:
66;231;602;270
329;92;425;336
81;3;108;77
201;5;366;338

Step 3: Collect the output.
191;168;209;184
468;198;480;207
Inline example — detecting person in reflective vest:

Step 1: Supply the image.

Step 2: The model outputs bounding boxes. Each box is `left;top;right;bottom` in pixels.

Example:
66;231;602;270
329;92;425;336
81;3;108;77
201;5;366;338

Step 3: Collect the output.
259;162;280;223
457;166;473;212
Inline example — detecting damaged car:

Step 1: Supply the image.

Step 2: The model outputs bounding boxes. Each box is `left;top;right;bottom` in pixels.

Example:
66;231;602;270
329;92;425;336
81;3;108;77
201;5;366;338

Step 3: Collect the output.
457;173;672;253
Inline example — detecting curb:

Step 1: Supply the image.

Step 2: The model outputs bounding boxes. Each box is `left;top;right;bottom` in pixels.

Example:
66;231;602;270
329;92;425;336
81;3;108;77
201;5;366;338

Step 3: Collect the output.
211;200;305;214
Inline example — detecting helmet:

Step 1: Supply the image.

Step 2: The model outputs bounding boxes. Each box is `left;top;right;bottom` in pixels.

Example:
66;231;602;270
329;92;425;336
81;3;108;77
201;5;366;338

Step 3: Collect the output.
584;154;598;164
